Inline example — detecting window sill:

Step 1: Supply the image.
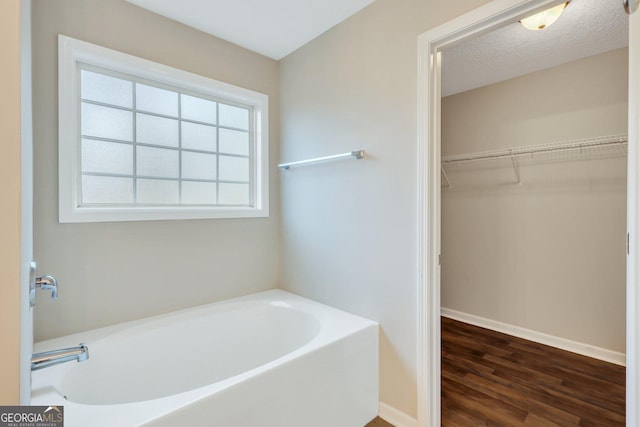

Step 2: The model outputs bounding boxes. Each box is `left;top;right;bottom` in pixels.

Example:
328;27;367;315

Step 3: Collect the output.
59;205;269;223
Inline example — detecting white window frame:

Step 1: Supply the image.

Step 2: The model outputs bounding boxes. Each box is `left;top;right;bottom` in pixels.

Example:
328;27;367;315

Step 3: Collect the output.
58;35;269;223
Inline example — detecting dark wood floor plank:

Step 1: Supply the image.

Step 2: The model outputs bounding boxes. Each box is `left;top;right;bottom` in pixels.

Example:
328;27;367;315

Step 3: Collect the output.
442;402;487;427
442;317;625;426
524;412;564;427
364;417;394;427
484;355;625;419
506;339;625;383
458;372;582;426
467;360;621;425
505;342;626;388
443;383;527;426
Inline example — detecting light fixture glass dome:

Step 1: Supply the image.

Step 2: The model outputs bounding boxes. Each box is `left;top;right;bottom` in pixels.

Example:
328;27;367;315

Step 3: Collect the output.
520;2;569;30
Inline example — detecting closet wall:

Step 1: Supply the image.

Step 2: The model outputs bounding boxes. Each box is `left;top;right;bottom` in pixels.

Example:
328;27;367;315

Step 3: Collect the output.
441;47;628;354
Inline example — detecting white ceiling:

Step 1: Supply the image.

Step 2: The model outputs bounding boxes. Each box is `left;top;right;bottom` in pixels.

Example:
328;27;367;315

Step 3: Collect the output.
127;0;627;93
442;0;629;97
126;0;375;60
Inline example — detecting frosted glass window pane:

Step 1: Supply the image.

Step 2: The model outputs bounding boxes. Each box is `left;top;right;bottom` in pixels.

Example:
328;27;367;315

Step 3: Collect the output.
82;103;133;141
137;179;179;204
182;152;217;180
136;84;178;116
81;139;133;175
81;70;132;108
182;122;216;152
219;103;249;130
182;181;216;204
219;155;249;182
136;114;179;147
219;183;249;205
137;146;179;178
181;95;216;124
219;129;249;155
82;175;133;204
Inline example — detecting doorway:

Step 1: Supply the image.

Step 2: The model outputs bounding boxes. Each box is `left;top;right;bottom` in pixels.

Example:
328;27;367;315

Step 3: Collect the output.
416;0;638;426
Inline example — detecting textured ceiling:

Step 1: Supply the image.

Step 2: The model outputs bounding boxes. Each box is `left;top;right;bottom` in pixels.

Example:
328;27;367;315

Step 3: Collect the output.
441;0;629;97
126;0;375;60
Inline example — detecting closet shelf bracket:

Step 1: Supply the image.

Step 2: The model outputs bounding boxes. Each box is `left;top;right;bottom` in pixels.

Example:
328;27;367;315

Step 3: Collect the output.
511;155;521;184
441;166;451;188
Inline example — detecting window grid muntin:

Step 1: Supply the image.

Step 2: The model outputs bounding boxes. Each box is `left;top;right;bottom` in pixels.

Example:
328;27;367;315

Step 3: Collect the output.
132;77;137;202
78;63;253;207
178;92;182;203
81;135;249;158
216;98;220;204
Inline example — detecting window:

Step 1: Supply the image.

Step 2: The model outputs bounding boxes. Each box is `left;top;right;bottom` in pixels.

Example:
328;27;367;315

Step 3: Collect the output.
59;35;268;222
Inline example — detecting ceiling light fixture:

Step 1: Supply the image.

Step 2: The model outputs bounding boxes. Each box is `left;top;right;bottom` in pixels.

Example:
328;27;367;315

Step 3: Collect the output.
520;2;569;30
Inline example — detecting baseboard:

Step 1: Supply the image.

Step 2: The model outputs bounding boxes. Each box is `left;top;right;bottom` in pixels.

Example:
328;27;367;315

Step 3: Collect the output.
378;402;417;427
441;308;626;366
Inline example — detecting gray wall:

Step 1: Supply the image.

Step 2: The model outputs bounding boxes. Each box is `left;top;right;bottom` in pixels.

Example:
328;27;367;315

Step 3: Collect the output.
441;48;628;353
32;0;281;341
278;0;491;418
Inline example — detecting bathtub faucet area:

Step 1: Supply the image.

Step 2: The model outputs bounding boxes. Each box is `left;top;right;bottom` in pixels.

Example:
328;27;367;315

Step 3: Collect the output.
31;343;89;371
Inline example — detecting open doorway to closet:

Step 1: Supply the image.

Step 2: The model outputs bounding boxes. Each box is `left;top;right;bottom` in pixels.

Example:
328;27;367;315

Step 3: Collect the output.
438;0;627;424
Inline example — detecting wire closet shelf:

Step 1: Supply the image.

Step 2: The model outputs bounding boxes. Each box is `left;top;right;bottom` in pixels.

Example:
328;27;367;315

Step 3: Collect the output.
440;134;628;188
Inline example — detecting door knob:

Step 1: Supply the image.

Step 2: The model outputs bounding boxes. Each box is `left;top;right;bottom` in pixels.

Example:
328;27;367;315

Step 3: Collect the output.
29;261;58;307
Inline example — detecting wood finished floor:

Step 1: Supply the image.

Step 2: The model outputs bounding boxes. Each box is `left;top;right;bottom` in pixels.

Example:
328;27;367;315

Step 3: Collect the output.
442;317;625;426
365;417;394;426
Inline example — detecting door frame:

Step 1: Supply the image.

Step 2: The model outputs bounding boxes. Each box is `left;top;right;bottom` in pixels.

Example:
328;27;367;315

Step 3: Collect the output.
416;1;637;425
626;4;639;425
19;0;33;404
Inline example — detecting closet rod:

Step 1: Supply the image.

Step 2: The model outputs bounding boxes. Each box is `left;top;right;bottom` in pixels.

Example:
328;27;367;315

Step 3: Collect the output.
442;135;627;166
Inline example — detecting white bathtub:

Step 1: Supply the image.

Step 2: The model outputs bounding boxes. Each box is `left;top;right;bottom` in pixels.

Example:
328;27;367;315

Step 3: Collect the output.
31;290;379;426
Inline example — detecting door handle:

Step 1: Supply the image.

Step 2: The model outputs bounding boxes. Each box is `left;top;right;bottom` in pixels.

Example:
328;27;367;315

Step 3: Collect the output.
29;261;59;307
35;276;58;300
